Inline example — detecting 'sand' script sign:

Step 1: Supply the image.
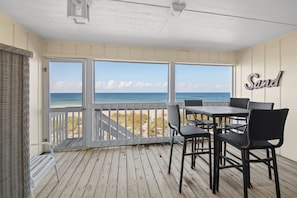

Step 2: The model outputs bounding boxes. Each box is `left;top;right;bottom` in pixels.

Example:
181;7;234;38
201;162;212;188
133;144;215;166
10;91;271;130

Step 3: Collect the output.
244;71;283;90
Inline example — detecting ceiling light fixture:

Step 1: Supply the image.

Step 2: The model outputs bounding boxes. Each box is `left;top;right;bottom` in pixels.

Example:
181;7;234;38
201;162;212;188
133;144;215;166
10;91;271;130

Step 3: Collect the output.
170;2;186;17
67;0;90;24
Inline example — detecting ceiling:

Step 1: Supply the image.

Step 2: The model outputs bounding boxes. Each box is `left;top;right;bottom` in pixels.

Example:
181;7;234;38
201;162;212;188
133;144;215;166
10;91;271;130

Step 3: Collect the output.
1;0;297;51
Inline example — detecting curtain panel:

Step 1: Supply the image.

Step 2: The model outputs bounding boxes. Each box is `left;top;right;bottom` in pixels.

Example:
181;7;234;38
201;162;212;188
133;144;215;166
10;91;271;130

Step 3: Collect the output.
0;44;32;198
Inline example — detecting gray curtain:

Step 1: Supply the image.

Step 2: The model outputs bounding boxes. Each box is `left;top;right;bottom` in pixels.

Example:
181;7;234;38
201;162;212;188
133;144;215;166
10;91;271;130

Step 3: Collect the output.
0;43;33;198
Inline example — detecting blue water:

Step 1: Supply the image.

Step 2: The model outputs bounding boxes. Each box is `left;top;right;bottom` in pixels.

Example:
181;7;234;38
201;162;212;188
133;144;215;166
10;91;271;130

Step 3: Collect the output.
50;92;230;106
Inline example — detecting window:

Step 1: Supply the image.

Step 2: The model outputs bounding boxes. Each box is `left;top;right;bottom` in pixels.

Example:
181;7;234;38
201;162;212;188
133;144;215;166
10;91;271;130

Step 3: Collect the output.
175;64;232;102
49;61;84;107
94;61;168;103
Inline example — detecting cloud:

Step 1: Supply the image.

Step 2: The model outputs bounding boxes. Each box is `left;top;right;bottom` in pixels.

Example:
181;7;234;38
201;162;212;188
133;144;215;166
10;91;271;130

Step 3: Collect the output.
95;80;168;92
106;80;117;89
51;80;229;93
50;81;82;92
119;81;133;88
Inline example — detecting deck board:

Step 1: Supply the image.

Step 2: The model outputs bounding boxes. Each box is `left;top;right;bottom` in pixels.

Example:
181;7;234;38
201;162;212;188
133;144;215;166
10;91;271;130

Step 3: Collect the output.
34;144;297;198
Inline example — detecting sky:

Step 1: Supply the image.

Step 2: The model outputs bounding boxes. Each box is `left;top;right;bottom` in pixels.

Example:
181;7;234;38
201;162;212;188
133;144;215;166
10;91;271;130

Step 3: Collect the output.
49;61;232;93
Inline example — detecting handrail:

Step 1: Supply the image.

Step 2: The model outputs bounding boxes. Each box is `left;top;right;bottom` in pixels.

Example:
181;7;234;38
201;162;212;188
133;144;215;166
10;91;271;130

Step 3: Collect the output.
48;102;228;148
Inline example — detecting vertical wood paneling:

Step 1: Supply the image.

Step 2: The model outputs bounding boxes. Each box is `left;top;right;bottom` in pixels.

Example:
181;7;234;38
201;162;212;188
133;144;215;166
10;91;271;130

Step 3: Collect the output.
0;13;14;45
252;45;265;101
76;43;91;57
14;24;27;49
42;41;237;65
118;47;130;59
105;45;118;59
28;35;41;148
176;50;188;62
234;51;242;96
240;49;252;99
45;41;62;55
62;42;76;55
130;47;143;60
199;51;209;63
0;14;44;156
166;49;178;62
209;51;220;63
280;36;297;161
91;45;105;57
189;51;199;62
143;48;155;60
235;33;297;162
265;41;281;108
155;49;168;61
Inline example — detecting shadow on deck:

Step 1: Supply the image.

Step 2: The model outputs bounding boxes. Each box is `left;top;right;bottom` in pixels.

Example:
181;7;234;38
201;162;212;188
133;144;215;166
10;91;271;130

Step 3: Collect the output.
54;138;83;152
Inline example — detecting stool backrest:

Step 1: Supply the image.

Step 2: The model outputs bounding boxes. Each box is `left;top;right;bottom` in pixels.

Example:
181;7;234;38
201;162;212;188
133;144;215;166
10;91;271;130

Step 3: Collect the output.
247;109;289;148
230;98;250;109
184;100;203;117
167;104;181;132
247;101;274;110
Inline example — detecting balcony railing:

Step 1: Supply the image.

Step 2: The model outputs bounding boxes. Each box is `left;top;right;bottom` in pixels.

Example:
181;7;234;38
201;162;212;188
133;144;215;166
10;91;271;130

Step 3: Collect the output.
48;102;228;149
93;103;170;146
49;107;83;148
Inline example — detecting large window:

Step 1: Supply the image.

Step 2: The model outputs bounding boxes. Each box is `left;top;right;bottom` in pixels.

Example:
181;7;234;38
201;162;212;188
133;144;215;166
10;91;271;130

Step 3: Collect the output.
175;64;232;102
49;61;84;107
94;61;168;103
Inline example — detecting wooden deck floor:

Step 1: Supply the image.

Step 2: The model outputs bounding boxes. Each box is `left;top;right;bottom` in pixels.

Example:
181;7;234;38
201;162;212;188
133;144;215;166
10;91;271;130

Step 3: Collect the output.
34;144;297;198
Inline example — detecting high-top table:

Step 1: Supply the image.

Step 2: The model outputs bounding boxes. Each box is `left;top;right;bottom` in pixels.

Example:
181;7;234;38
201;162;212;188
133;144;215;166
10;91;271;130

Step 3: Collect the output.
184;106;249;193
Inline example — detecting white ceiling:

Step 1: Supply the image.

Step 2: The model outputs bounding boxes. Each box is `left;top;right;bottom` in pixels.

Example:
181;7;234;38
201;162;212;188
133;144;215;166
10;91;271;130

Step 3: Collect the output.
1;0;297;51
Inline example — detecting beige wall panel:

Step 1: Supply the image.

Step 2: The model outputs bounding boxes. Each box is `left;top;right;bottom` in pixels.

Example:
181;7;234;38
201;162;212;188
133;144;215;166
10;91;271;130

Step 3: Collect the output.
90;45;101;58
142;48;155;60
28;35;42;147
176;50;188;62
234;51;242;96
188;51;199;62
0;13;13;45
14;24;27;49
76;43;91;57
44;41;62;56
117;47;130;60
43;40;237;64
29;56;40;144
61;42;76;55
104;45;118;59
0;14;44;155
221;51;236;64
28;36;44;156
91;45;105;58
279;36;297;161
219;52;228;64
130;47;143;60
236;32;297;162
209;51;219;63
240;49;252;98
154;49;167;61
251;45;265;101
265;41;281;108
166;49;178;62
199;51;209;63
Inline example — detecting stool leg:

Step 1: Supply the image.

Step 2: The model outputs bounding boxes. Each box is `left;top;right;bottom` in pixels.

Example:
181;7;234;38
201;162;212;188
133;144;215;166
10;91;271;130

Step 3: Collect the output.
168;131;175;174
271;148;281;198
179;139;187;193
266;148;272;179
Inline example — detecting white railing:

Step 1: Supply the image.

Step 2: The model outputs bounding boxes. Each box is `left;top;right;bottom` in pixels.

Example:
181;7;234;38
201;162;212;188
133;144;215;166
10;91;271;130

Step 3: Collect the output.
49;107;83;146
93;103;171;146
48;102;228;148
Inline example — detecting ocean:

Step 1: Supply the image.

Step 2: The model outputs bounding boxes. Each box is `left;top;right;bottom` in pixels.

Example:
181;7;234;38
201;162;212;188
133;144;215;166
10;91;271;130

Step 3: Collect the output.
50;92;230;106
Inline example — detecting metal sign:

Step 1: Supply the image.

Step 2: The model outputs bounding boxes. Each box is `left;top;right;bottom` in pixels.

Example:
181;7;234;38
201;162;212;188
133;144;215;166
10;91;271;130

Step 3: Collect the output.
244;71;283;90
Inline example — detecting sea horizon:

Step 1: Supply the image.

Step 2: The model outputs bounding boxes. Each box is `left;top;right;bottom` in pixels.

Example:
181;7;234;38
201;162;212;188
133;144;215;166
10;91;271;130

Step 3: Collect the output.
50;92;230;106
